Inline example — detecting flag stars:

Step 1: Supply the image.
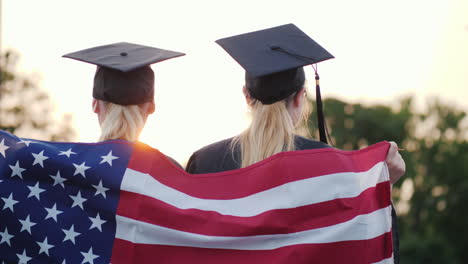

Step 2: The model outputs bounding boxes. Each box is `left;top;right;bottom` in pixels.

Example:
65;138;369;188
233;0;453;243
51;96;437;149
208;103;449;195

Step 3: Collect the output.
62;225;80;244
0;227;14;246
100;150;118;166
89;213;106;232
16;249;32;264
37;237;54;256
73;162;91;177
19;215;36;234
69;191;87;209
0;139;10;158
18;139;33;147
81;247;99;264
92;180;109;198
2;193;19;212
27;182;45;200
59;148;76;158
9;161;26;179
50;170;67;188
44;203;63;222
32;150;49;167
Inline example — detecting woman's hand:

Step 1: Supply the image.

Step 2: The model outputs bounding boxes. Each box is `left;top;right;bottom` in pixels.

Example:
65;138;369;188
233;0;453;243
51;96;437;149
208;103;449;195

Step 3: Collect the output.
386;141;406;184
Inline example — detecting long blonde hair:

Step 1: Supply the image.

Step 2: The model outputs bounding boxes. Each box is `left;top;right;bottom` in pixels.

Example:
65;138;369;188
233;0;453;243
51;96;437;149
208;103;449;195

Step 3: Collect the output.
98;102;147;142
232;89;310;168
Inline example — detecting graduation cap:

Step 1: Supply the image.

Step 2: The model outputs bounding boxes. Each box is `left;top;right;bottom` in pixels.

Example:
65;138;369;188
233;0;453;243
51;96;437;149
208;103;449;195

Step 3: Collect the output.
216;23;334;144
63;42;185;105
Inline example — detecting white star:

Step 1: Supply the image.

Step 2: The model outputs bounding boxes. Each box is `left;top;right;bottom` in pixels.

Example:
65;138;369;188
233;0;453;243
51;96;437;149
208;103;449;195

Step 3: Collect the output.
59;148;76;158
69;191;87;209
9;161;26;179
37;237;54;256
92;180;109;198
18;139;34;147
62;225;80;244
0;139;10;158
19;215;36;234
16;249;32;264
81;247;99;264
89;213;106;232
50;170;67;188
0;227;13;246
73;162;91;177
27;182;45;200
1;193;18;212
44;203;63;222
100;150;118;166
31;150;49;167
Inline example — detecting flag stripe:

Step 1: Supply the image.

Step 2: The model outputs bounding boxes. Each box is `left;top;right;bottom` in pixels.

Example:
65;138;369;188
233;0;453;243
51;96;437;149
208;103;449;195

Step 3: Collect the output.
120;162;388;216
111;232;393;264
372;256;394;264
127;142;390;199
116;181;391;236
115;206;392;249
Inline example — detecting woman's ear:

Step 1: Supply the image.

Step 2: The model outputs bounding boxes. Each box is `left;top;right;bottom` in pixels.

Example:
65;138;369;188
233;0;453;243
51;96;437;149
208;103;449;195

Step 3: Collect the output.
92;98;99;113
242;86;252;105
146;101;155;115
293;87;306;107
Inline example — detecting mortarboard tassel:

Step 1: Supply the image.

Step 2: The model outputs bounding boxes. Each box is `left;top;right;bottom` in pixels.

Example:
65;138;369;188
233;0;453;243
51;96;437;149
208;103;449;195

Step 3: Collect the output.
314;70;328;144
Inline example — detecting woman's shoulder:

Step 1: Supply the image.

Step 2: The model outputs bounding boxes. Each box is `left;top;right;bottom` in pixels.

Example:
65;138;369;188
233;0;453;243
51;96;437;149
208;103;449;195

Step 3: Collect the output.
193;137;236;155
186;137;240;174
294;135;332;150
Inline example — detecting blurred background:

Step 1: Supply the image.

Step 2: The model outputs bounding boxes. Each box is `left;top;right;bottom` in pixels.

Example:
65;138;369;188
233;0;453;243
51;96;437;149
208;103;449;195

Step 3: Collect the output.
1;0;467;263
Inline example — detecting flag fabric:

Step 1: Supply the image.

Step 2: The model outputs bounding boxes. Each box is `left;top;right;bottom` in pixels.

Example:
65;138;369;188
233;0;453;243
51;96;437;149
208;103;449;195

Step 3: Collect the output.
0;130;393;264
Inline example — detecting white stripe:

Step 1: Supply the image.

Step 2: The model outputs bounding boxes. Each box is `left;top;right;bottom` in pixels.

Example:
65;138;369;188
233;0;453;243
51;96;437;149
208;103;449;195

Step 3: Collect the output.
121;162;389;217
372;255;394;264
115;206;392;250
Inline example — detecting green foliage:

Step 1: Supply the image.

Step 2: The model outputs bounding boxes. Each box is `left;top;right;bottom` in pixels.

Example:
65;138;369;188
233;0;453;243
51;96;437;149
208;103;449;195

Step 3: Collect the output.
400;235;457;263
0;51;75;141
308;96;468;264
308;97;412;150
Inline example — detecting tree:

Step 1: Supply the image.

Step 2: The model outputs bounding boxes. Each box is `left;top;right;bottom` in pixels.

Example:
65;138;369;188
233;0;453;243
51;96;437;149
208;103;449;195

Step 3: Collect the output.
0;50;75;141
307;97;468;263
398;100;467;263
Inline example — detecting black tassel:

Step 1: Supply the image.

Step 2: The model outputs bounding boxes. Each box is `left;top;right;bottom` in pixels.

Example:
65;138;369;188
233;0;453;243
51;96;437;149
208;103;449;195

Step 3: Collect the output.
315;73;328;144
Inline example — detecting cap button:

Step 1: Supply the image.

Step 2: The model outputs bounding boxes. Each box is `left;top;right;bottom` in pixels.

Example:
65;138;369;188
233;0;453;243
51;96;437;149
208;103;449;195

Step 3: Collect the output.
120;52;128;56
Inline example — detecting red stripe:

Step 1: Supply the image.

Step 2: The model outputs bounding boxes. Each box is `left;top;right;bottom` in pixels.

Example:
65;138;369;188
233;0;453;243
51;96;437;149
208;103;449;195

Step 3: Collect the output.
127;141;390;199
116;182;390;236
111;231;393;264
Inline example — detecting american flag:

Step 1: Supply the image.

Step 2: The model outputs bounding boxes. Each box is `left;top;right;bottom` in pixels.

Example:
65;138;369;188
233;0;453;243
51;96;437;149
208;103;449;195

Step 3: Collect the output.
0;130;393;264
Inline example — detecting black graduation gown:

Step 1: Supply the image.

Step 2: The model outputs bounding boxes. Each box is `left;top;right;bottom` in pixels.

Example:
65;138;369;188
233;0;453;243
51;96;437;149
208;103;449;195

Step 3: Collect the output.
185;135;399;263
186;135;329;174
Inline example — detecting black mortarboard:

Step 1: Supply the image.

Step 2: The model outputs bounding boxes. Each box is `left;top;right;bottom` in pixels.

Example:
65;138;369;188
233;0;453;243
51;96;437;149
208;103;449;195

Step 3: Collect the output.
216;23;334;143
63;42;185;105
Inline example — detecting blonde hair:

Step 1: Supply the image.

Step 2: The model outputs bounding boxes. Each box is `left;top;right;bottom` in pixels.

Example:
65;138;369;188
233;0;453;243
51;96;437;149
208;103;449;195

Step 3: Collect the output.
233;88;310;168
98;102;147;142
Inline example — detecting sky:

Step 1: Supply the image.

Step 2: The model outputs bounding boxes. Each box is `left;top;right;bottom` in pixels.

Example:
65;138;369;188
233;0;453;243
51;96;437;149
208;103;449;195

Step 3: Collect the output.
2;0;468;164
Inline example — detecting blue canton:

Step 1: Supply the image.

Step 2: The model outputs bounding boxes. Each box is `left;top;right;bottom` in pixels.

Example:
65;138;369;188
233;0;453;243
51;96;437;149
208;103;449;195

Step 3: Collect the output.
0;130;133;264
